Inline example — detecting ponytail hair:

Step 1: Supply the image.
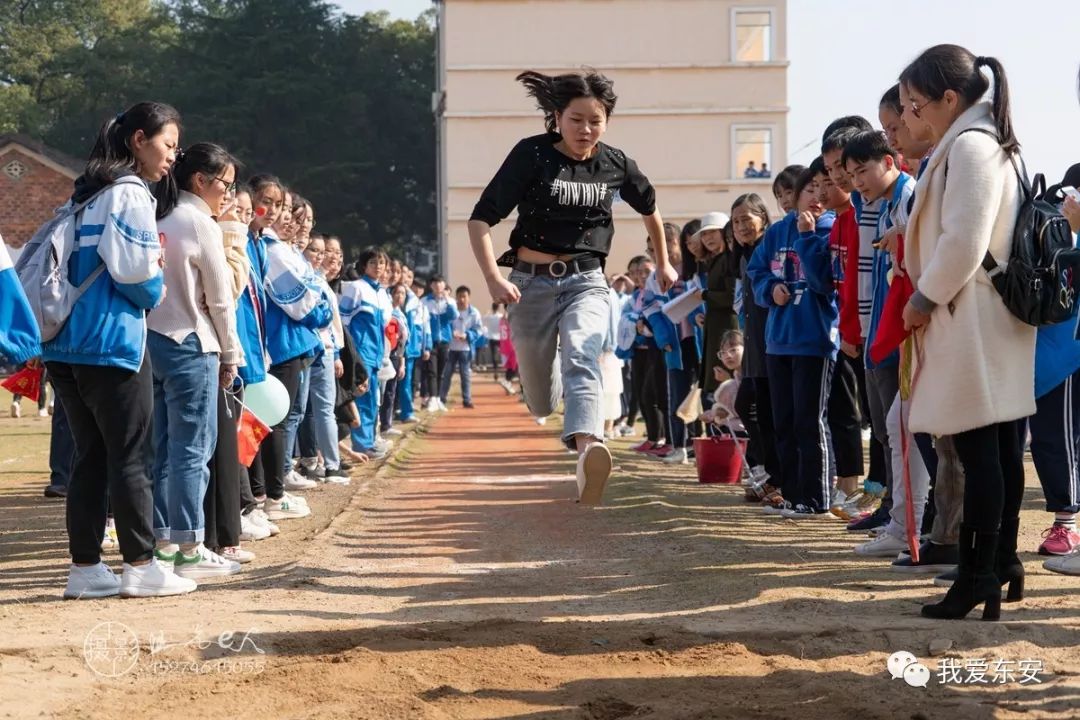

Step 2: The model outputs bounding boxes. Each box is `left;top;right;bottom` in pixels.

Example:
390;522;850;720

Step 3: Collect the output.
154;142;238;219
82;101;181;195
899;44;1019;154
879;84;902;115
516;69;618;134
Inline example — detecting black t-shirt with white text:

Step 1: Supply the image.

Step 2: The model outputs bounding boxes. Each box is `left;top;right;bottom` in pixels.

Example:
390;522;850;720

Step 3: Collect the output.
470;133;657;261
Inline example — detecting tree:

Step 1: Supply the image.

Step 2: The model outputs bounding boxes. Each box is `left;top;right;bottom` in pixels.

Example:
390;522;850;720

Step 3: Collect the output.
0;0;436;266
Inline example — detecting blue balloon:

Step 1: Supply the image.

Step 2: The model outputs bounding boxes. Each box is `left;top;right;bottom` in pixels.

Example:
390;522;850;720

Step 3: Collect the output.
245;375;289;426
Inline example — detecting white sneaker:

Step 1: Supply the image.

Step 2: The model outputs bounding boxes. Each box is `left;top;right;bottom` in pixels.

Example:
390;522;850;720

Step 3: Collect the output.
9;401;20;419
576;443;612;505
172;544;242;579
265;496;311;520
322;468;351;485
120;559;198;598
780;504;835;519
854;532;909;557
63;562;121;599
38;408;49;418
425;398;439;412
617;424;635;437
281;490;309;507
240;514;271;541
383;428;403;437
284;470;317;491
437;399;448;412
535;416;547;426
662;447;689;465
100;518;119;551
1044;552;1080;576
249;509;280;536
868;525;888;538
218;546;256;564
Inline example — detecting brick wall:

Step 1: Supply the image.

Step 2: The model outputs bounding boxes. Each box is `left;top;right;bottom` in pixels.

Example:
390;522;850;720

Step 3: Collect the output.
0;150;75;248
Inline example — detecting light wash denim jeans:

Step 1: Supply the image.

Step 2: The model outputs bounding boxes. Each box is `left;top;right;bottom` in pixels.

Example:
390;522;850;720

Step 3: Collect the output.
885;393;930;540
282;363;311;475
508;268;608;449
440;350;473;405
149;331;219;544
299;351;341;470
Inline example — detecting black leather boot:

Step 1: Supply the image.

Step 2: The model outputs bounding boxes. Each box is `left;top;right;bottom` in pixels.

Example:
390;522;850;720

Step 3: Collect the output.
996;516;1024;602
921;525;1002;621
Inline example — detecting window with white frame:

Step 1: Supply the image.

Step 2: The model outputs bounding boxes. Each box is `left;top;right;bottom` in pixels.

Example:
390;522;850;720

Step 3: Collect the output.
732;8;773;62
732;126;773;180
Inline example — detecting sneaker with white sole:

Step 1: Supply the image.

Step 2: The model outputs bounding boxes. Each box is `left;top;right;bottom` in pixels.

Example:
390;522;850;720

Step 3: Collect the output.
119;559;198;598
662;447;689;465
617;424;635;437
217;546;256;564
100;518;119;551
284;470;318;491
282;490;309;507
535;416;548;426
322;468;351;485
763;499;792;516
577;443;612;505
781;504;834;519
854;532;908;557
1043;552;1080;576
153;543;180;569
265;496;311;520
172;544;242;579
383;428;403;437
829;490;865;521
437;399;448;412
425;398;439;412
249;509;280;536
63;562;121;599
9;401;20;419
240;514;271;541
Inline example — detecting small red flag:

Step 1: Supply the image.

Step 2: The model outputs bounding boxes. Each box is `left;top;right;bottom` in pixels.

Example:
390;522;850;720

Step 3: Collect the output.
2;366;44;403
237;408;271;466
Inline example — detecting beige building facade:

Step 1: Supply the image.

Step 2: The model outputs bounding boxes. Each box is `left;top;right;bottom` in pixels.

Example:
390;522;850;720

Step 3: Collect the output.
435;0;788;302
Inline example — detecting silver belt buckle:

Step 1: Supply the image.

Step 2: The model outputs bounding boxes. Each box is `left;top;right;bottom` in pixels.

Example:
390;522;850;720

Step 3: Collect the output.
548;260;568;278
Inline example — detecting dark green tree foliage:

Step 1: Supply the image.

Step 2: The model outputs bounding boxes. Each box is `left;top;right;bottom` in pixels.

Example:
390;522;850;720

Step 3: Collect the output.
0;0;436;263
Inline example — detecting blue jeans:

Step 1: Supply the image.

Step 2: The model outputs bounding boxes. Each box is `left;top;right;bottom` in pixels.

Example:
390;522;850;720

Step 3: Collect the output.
440;350;472;405
352;362;380;451
148;331;219;544
399;356;417;419
508;268;608;448
299;351;341;470
667;367;694;449
282;363;311;474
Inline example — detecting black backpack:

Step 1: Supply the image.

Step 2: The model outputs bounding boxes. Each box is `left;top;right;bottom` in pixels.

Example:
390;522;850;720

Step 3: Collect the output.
949;128;1080;326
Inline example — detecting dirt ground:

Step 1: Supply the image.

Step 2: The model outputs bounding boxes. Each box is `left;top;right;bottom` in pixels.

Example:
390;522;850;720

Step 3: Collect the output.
1;378;1079;720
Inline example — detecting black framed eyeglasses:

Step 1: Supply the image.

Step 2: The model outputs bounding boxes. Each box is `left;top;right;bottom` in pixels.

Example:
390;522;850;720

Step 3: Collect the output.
212;175;237;193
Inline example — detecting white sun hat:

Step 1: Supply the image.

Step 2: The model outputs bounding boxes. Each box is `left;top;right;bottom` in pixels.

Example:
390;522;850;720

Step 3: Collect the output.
691;212;730;240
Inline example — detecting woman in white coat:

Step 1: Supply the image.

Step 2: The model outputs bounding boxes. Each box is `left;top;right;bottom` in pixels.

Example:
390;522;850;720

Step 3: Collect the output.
900;45;1035;621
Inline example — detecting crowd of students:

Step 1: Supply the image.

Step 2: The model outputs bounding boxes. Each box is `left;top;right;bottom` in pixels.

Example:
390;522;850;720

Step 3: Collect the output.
598;45;1080;621
0;102;493;600
3;45;1080;623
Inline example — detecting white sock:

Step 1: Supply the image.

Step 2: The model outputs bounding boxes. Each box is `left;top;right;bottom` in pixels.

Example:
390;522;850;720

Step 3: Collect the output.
1055;512;1077;529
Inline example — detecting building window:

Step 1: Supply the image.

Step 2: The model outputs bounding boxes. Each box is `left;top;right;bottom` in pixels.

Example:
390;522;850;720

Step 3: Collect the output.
732;126;773;180
3;159;28;181
732;8;773;62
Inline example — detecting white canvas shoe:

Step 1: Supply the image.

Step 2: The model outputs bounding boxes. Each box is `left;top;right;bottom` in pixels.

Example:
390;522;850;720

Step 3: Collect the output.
119;559;198;598
63;562;121;600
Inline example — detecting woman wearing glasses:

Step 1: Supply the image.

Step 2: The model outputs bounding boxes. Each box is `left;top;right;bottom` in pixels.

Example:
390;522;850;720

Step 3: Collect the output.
149;142;247;579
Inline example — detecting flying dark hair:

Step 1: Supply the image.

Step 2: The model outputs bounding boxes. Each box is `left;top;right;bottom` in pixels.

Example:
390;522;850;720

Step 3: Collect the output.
899;44;1019;154
820;115;872;148
679;219;702;281
771;164;805;197
841;130;898;168
154;142;239;219
80;101;182;198
880;84;902;115
516;70;618;135
808;155;828;178
821;127;861;156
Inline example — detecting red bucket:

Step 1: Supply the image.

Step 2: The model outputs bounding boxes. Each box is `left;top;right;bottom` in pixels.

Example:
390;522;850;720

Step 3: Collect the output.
693;436;746;484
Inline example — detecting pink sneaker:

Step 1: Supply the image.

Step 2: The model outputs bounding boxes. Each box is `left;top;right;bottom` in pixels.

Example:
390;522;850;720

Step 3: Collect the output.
631;441;655;453
645;444;673;457
1038;524;1080;556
